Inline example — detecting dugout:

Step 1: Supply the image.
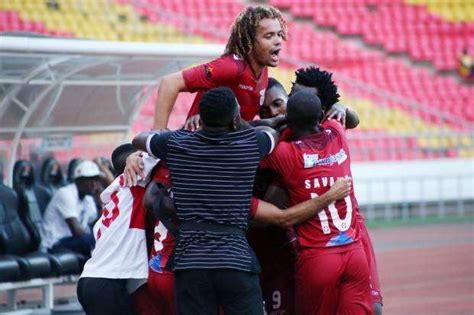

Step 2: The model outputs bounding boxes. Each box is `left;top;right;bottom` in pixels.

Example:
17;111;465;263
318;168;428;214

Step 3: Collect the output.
0;35;223;187
0;35;222;313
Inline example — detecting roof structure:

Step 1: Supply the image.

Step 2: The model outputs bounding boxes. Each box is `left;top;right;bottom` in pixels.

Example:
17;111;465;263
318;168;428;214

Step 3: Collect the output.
0;35;223;185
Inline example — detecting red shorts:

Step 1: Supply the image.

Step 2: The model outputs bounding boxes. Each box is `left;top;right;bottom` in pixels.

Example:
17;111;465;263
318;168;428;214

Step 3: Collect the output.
132;270;175;315
358;217;383;305
295;243;372;315
261;263;294;315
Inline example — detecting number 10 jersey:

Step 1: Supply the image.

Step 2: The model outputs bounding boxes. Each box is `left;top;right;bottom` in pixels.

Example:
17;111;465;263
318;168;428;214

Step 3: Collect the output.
261;120;360;256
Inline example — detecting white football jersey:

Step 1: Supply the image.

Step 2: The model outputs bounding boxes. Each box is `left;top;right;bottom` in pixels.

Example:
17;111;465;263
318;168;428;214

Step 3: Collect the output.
80;154;158;279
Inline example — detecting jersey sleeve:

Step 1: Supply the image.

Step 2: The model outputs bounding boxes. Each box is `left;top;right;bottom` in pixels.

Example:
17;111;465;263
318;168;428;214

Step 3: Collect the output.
255;129;276;158
249;197;260;219
182;56;241;92
259;142;294;179
152;163;171;187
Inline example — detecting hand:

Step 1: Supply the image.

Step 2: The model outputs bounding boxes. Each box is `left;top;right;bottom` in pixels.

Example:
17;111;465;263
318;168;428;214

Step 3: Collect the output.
328;177;352;201
94;157;114;183
267;114;287;129
124;151;145;186
184;114;201;131
324;103;347;127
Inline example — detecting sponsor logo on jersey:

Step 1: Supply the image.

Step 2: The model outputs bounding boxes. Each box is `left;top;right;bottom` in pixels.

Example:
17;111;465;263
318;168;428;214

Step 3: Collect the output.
303;153;319;168
204;64;213;79
303;148;347;168
238;84;254;91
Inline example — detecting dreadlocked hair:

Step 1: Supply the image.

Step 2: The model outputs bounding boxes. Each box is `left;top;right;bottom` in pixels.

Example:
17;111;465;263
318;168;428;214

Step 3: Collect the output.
225;6;288;58
294;66;340;112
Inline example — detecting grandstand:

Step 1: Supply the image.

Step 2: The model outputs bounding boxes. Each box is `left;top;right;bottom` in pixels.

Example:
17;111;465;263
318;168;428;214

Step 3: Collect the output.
0;0;473;314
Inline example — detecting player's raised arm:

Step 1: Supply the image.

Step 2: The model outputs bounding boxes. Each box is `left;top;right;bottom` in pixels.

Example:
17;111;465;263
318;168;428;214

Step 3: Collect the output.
253;177;352;228
154;72;188;129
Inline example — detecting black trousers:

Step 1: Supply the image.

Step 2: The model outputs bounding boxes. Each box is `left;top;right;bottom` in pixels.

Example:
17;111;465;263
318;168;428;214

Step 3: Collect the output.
174;269;264;315
77;277;135;315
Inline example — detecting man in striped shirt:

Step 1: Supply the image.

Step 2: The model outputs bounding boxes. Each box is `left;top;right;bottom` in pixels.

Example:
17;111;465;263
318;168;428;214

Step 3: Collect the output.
133;87;278;315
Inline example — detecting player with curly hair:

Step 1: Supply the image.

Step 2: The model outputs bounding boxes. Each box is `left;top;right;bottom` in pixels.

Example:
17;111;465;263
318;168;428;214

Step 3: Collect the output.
152;5;287;131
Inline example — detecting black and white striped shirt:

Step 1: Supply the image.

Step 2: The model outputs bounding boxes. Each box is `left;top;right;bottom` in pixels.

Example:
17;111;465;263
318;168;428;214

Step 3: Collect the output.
147;126;274;272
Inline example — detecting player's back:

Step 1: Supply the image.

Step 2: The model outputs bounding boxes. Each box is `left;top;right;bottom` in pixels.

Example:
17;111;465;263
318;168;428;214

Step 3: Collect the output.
263;120;360;256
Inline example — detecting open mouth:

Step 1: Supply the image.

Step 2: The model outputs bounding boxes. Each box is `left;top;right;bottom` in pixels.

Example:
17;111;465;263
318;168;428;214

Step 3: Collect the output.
270;49;281;62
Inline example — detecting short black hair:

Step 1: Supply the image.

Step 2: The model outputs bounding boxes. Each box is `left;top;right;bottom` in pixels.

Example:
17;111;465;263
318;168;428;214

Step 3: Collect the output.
111;143;137;175
267;77;286;92
294;66;340;111
199;87;239;128
286;91;322;128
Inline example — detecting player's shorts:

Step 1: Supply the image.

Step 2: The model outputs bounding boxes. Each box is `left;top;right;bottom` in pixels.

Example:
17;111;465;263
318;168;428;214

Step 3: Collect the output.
261;264;294;315
131;269;175;315
358;217;383;305
295;242;372;315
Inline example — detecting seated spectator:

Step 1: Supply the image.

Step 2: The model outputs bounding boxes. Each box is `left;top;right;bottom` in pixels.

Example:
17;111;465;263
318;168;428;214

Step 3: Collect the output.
459;48;474;81
40;160;101;257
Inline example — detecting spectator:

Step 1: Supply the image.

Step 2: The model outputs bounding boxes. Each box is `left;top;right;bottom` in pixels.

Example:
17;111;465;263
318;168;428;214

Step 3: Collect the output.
459;48;474;81
40;160;101;257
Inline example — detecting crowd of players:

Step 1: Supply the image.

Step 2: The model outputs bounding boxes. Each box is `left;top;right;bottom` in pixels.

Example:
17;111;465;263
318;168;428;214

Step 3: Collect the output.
67;5;384;315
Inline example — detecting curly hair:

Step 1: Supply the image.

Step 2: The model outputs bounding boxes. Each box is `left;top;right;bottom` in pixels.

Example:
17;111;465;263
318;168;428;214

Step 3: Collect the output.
225;6;288;58
294;66;340;111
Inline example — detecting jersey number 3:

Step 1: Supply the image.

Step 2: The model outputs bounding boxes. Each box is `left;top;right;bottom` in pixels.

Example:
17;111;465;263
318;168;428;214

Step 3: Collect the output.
311;193;353;234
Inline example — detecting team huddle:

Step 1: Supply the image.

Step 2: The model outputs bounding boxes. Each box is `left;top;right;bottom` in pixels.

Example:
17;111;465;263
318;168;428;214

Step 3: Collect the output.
77;6;382;315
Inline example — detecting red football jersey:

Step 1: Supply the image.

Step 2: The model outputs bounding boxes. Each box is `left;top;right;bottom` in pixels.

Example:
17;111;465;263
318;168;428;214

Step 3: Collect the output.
261;120;360;255
148;163;176;274
182;54;268;121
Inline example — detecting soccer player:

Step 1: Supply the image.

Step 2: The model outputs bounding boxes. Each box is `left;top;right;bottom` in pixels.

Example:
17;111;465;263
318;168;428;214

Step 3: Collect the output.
152;5;287;131
259;77;288;120
134;87;354;314
261;91;372;315
78;144;158;315
290;66;359;129
290;67;383;314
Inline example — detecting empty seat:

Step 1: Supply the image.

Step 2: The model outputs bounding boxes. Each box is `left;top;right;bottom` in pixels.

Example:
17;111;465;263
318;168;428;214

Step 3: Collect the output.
0;183;52;280
0;255;21;282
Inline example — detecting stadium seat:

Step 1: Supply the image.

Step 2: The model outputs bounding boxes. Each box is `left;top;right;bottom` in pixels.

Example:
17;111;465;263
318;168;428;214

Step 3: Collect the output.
12;160;83;276
0;183;53;280
0;255;22;282
0;168;23;282
40;157;66;196
1;0;471;162
270;0;473;72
